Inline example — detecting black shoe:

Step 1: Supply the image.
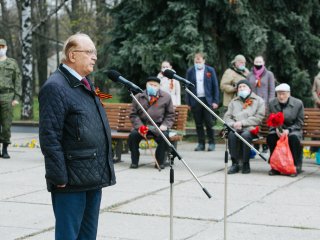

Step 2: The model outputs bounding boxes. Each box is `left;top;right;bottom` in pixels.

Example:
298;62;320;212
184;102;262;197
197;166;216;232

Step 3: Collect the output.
228;164;240;174
242;162;251;174
268;169;280;176
164;160;174;167
207;143;215;151
262;144;268;153
2;152;10;158
154;163;165;169
296;165;302;174
2;144;10;159
194;144;205;151
130;163;138;169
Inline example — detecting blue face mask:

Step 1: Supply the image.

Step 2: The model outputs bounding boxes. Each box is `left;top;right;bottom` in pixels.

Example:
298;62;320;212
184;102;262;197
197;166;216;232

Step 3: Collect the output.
238;65;245;71
147;86;158;96
238;90;250;99
195;63;204;70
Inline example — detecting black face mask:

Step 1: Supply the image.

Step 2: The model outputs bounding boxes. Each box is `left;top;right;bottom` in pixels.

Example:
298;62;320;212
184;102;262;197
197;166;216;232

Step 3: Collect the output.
254;65;263;70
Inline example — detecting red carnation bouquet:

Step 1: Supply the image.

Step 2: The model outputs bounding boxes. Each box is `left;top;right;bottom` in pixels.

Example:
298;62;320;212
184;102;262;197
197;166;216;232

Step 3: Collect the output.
139;125;149;135
250;126;260;136
267;112;284;133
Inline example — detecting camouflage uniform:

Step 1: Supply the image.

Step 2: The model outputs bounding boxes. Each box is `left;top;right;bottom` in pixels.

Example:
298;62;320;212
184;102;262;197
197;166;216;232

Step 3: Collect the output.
0;57;22;144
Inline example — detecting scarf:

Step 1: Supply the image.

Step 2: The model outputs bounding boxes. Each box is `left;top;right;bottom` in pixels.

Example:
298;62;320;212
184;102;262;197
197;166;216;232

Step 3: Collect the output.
253;66;265;88
230;65;247;78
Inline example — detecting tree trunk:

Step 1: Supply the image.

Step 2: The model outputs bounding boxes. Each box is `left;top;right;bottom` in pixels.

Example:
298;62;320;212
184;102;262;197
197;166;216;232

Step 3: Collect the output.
0;0;14;57
34;0;49;88
70;0;81;33
95;0;109;91
21;0;33;120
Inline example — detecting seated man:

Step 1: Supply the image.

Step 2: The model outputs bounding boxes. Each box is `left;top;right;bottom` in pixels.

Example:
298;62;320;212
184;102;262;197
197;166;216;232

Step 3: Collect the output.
224;80;265;174
267;83;304;176
128;76;175;169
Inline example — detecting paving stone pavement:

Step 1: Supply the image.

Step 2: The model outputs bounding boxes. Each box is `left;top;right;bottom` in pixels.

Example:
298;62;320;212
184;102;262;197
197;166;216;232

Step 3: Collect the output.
0;126;320;240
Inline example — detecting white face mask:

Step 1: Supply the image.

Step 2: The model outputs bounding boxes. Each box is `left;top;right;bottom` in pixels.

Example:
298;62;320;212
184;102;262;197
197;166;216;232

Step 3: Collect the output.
238;90;250;99
0;48;7;57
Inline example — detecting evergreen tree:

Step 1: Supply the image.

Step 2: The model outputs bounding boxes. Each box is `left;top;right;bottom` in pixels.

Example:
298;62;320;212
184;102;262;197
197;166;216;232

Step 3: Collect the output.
104;0;320;105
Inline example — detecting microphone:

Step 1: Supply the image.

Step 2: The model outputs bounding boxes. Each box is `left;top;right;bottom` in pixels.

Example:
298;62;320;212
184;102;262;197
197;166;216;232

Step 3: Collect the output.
163;69;195;88
106;70;143;93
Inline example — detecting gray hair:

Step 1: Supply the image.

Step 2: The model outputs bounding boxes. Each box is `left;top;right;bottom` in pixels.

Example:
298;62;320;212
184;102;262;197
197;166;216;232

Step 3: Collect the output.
61;33;91;63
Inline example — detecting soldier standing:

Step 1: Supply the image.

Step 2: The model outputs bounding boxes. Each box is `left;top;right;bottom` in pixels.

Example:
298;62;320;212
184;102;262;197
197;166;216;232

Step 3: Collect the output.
0;39;22;158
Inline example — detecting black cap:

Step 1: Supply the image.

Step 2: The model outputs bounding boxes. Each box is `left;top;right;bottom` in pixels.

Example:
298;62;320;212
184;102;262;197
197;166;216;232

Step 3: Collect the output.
237;79;252;90
146;76;160;84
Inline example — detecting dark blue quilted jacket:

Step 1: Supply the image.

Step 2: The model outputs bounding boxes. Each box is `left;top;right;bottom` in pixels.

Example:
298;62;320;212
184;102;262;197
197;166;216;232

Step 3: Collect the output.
39;65;116;192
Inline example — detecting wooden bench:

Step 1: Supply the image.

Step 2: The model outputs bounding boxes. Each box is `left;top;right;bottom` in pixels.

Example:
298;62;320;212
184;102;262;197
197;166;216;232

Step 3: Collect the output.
253;108;320;148
104;103;189;162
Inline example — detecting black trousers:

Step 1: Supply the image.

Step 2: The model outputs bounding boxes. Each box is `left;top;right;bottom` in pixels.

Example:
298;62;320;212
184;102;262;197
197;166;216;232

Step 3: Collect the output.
191;97;215;145
228;130;253;164
128;129;169;165
267;133;302;167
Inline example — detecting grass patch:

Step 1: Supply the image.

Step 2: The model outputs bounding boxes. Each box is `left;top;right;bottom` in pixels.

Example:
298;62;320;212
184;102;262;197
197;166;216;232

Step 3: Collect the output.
13;97;39;121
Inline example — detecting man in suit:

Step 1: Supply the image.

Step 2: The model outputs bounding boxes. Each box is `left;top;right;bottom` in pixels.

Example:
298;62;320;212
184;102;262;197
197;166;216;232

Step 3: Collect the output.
185;52;219;151
39;33;116;239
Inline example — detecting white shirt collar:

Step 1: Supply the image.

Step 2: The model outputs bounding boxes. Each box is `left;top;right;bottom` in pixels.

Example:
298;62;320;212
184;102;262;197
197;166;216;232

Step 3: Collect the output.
62;64;83;81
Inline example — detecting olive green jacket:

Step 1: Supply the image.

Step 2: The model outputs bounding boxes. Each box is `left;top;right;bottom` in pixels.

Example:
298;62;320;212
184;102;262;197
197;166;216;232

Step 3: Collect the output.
0;57;22;101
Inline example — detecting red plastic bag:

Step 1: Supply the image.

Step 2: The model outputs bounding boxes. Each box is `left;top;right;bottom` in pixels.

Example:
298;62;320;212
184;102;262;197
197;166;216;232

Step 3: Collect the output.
270;135;296;175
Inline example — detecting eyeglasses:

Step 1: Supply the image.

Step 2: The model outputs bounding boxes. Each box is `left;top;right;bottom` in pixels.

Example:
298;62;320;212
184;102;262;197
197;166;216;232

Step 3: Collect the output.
73;49;97;56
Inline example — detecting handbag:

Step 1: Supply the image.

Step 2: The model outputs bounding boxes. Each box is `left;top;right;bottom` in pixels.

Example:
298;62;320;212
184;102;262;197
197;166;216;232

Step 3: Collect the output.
270;135;296;175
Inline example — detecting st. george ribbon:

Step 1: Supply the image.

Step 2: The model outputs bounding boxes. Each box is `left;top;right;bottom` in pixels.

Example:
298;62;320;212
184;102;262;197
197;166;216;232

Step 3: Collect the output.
163;69;195;88
106;70;143;93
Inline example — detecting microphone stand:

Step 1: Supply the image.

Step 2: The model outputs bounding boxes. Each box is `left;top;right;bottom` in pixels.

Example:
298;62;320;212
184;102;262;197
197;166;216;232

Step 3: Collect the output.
129;91;212;240
184;86;267;240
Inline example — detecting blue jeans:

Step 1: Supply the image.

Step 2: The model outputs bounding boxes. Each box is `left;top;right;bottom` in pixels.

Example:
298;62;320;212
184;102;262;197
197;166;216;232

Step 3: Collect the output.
51;189;102;240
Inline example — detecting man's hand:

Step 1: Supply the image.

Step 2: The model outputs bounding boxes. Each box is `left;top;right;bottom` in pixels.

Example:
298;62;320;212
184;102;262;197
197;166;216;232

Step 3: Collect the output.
57;184;66;188
212;103;219;109
160;125;167;131
233;121;242;130
276;128;289;138
12;100;19;106
138;125;148;137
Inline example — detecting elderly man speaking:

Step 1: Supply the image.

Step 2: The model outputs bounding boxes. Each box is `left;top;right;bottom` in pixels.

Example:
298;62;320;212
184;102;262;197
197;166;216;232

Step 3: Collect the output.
39;33;116;240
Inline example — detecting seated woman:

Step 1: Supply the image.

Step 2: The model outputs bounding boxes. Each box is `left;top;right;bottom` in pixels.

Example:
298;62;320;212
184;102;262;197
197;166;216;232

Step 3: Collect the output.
128;76;175;169
267;83;304;176
224;80;265;174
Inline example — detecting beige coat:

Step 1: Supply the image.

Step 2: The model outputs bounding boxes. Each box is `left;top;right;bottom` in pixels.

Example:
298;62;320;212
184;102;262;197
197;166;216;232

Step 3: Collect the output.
312;73;320;108
224;92;265;131
220;68;248;107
